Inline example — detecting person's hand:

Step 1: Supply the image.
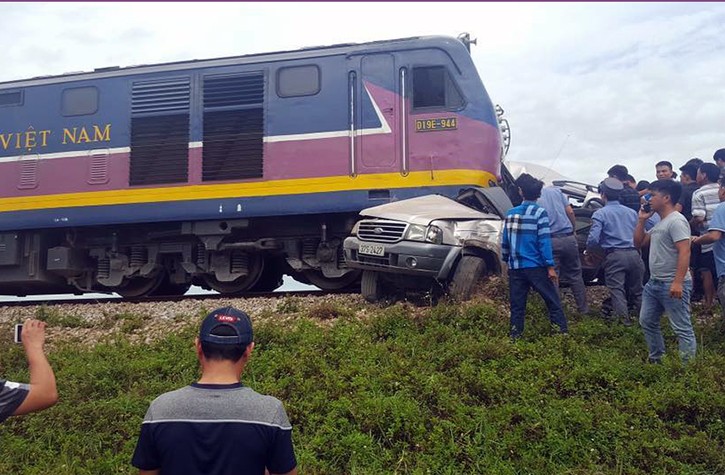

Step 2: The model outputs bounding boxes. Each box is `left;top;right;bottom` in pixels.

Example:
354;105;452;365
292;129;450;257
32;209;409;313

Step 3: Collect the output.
21;319;46;353
638;207;654;221
669;281;683;299
547;267;559;286
690;236;698;247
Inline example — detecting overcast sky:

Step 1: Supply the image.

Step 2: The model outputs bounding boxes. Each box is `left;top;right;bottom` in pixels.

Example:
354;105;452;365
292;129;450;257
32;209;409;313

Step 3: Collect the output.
2;2;723;185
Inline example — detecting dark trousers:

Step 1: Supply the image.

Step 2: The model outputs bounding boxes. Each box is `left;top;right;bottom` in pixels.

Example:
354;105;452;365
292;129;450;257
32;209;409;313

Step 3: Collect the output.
509;267;568;338
552;234;589;313
603;249;643;319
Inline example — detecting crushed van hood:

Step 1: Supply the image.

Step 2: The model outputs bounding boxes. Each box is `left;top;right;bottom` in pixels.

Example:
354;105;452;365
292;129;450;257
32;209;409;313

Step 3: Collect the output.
359;195;500;226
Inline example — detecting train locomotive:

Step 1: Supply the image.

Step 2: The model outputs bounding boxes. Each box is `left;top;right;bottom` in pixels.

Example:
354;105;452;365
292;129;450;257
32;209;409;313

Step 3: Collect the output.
0;35;503;297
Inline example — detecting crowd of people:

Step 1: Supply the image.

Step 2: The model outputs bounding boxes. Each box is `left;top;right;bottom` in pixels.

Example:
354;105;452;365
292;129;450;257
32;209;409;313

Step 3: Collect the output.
6;151;725;473
501;148;725;364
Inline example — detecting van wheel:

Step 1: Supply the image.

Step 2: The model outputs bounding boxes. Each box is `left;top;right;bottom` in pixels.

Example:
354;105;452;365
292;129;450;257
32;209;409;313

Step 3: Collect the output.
448;255;486;301
361;271;382;303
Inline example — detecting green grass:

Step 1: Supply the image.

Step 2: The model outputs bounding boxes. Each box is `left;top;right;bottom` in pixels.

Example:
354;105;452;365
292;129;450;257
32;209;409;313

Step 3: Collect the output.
1;296;724;474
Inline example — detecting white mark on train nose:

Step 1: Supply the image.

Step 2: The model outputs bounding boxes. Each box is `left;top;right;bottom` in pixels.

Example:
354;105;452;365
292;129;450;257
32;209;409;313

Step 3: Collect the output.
236;204;242;212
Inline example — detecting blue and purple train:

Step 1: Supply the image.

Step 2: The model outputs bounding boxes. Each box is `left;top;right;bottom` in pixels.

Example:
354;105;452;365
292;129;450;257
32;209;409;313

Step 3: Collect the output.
0;35;503;297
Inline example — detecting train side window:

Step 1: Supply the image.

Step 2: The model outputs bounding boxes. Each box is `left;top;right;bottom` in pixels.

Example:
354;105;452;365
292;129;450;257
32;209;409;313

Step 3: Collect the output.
62;86;99;116
412;66;463;110
277;65;320;97
0;90;23;107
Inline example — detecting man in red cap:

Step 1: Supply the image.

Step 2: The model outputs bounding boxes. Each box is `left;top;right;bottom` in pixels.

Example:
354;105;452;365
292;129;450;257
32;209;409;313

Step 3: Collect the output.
132;307;297;475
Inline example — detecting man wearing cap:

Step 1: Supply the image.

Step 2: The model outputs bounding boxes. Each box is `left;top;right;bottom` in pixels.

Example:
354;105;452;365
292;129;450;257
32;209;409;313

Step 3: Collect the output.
131;307;297;475
587;177;644;325
537;186;589;314
607;165;640;212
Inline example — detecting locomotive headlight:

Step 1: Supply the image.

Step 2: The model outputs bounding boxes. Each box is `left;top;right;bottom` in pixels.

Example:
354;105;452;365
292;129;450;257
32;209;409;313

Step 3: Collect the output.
425;225;443;244
405;224;427;241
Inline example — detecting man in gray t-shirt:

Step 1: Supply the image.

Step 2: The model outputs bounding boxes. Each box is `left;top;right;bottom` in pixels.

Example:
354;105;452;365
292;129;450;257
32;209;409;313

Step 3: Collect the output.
634;179;696;363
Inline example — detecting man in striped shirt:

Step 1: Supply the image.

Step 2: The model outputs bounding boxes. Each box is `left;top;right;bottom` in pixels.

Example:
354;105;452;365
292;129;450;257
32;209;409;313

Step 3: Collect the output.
691;163;721;309
502;173;568;339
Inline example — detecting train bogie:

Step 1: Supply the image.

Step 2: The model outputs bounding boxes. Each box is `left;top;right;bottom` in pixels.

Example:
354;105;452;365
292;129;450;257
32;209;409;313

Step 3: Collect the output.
0;35;502;297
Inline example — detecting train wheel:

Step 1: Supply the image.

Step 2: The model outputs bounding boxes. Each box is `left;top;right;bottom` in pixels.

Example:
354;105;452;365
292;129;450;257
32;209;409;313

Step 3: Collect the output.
301;269;361;291
202;255;265;295
248;256;285;292
149;274;192;297
115;272;165;299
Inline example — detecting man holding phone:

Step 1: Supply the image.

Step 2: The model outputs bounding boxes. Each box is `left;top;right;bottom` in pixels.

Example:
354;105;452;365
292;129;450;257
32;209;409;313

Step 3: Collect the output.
1;319;58;422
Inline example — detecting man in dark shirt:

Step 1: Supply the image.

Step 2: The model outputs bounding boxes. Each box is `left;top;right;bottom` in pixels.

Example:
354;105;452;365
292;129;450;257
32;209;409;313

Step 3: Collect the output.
677;160;704;300
677;160;702;224
607;165;640;212
714;148;725;171
132;307;297;475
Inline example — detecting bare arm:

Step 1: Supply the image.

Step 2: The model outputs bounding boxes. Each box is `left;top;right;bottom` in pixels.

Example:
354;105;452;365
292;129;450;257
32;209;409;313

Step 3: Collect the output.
669;240;691;298
139;470;160;475
693;229;723;246
634;210;653;249
12;320;58;416
565;205;576;229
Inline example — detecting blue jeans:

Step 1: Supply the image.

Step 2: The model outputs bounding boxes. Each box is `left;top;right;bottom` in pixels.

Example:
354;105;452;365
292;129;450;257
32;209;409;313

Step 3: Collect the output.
509;267;568;338
639;279;696;361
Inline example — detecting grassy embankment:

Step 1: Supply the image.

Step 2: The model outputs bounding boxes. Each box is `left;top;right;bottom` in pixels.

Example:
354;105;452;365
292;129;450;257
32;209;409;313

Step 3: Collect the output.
1;285;724;474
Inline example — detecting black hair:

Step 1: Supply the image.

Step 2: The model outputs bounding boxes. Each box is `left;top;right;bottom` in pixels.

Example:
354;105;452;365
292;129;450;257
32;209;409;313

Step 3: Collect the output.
714;149;725;163
201;325;247;363
514;173;544;201
699;163;720;183
625;174;636;183
649;179;682;205
679;165;698;181
607;165;628;181
635;180;650;192
655;161;673;170
684;157;703;168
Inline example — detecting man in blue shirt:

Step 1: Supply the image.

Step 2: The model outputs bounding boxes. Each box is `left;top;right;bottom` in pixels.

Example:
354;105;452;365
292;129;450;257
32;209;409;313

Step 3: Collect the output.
502;174;568;339
587;178;644;325
692;174;725;322
538;186;589;314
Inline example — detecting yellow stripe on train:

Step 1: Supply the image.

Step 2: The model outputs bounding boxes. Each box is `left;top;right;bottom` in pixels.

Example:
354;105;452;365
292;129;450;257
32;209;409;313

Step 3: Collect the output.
0;169;498;213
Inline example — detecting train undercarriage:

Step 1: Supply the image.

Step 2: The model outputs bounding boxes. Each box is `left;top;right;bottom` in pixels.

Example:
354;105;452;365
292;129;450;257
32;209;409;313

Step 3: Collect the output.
0;213;361;298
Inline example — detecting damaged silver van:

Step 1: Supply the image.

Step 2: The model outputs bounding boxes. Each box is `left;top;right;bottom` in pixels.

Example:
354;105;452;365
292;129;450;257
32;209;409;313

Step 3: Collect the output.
343;187;513;302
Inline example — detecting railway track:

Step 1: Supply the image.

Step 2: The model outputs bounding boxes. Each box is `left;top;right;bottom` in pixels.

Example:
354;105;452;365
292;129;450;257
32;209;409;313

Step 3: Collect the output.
0;289;350;308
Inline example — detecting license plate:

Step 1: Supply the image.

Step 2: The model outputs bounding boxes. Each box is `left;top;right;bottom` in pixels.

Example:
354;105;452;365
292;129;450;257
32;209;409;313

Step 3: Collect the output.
415;117;457;132
359;243;385;256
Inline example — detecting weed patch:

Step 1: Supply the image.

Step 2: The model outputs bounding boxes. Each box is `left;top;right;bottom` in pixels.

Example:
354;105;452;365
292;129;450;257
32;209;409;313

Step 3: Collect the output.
1;298;724;474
